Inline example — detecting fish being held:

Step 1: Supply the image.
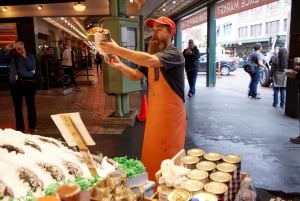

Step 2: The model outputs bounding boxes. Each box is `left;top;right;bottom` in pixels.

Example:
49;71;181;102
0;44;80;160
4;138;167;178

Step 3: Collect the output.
94;28;114;59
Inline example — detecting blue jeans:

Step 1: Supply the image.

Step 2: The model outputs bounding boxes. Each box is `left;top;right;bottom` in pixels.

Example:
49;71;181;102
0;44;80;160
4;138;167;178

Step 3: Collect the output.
248;71;260;97
186;70;198;95
273;87;286;107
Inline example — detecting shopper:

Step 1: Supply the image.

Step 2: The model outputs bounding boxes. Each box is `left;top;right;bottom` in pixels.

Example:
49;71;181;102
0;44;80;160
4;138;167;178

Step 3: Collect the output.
40;47;59;89
270;47;288;108
247;43;267;99
62;39;81;90
99;16;186;180
286;70;300;144
95;52;103;73
8;41;37;133
183;39;200;98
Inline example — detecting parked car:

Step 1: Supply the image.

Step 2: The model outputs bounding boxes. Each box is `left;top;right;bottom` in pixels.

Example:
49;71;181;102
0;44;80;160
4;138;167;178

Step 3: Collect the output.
198;54;237;75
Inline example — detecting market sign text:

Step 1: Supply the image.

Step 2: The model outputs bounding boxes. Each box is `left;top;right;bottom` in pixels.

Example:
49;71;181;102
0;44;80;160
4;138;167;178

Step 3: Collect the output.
180;0;278;30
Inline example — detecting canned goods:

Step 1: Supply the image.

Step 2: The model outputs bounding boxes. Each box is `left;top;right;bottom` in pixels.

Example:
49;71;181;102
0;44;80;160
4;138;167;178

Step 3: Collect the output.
216;162;237;199
222;154;242;191
181;155;200;169
167;188;192;201
187;169;209;183
181;179;204;195
204;181;228;201
157;185;174;201
196;160;216;174
203;152;222;164
210;171;232;201
193;192;218;201
187;148;205;160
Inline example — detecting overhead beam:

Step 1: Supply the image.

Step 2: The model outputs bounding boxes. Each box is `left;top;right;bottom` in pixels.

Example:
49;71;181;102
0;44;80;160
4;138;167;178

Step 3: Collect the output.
0;0;84;6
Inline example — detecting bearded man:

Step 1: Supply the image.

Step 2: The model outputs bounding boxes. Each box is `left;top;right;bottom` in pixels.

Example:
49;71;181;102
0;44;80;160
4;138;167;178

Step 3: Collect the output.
99;16;186;181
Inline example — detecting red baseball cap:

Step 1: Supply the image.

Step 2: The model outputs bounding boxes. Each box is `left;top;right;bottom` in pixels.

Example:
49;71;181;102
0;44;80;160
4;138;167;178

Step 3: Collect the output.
145;16;176;35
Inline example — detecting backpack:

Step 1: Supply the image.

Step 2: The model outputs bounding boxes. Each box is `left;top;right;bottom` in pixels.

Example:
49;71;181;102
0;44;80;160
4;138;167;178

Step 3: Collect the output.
243;53;258;74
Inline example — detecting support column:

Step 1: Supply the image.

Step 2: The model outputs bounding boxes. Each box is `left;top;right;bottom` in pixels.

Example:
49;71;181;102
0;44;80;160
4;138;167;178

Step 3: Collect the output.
286;0;299;118
207;2;216;87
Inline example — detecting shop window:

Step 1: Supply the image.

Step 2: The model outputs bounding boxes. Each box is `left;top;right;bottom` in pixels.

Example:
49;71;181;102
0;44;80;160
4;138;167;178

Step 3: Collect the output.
223;24;232;37
250;24;262;38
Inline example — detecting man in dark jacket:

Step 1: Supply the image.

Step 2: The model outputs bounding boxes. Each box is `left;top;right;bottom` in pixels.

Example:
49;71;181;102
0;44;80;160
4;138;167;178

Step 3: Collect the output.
286;69;300;144
183;39;200;98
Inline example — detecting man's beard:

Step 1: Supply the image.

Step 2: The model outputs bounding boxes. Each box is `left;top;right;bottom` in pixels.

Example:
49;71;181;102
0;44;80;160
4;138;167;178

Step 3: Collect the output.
147;37;168;54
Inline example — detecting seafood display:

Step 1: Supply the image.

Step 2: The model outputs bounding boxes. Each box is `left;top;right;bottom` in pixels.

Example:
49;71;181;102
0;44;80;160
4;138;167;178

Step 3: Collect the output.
0;128;119;200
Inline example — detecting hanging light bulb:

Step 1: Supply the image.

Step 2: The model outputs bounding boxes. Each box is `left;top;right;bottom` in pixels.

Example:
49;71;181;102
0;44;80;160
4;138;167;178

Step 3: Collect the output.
37;5;43;10
2;7;7;12
73;2;86;12
129;0;134;3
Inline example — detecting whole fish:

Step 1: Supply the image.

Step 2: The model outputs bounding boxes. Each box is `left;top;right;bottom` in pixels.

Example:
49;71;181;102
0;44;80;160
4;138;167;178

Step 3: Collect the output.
38;162;66;181
0;144;24;154
18;167;44;191
94;28;114;59
0;180;14;199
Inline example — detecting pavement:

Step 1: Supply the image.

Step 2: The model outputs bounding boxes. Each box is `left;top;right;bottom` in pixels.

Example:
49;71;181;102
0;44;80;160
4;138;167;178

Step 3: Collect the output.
0;67;300;195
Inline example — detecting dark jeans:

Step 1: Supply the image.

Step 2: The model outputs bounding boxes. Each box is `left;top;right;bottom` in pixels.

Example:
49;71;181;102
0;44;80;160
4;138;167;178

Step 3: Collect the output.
248;71;260;97
63;66;78;87
273;87;286;107
186;70;198;95
10;84;37;132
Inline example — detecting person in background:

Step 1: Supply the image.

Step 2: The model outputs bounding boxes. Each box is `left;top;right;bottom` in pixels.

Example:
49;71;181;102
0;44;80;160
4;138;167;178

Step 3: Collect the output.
248;43;267;99
286;69;300;144
95;52;103;73
7;41;37;133
62;39;81;91
270;47;288;108
40;47;59;89
99;16;186;181
183;39;200;98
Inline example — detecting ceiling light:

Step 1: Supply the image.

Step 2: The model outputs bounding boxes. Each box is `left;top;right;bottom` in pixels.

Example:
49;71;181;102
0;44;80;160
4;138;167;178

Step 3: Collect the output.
2;7;7;12
37;5;43;10
129;0;134;3
173;1;176;4
73;2;86;12
162;8;166;11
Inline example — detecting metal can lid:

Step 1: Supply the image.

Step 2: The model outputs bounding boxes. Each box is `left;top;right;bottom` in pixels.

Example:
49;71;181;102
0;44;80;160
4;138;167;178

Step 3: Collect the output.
167;188;192;201
193;192;218;201
203;152;222;162
187;169;209;181
216;162;237;173
210;171;232;183
222;154;241;164
181;179;204;192
187;148;205;157
204;181;228;195
181;155;200;165
157;185;174;195
196;161;216;171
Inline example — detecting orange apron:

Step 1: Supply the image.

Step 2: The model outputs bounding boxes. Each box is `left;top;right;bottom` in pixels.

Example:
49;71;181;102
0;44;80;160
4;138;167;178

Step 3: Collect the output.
141;67;186;181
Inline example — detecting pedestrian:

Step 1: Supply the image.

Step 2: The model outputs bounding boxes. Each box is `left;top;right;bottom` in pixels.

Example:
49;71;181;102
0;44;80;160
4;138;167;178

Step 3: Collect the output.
40;47;59;89
247;43;267;99
7;41;37;133
95;52;103;73
183;39;200;98
270;47;288;108
62;39;81;90
286;68;300;144
99;16;186;180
